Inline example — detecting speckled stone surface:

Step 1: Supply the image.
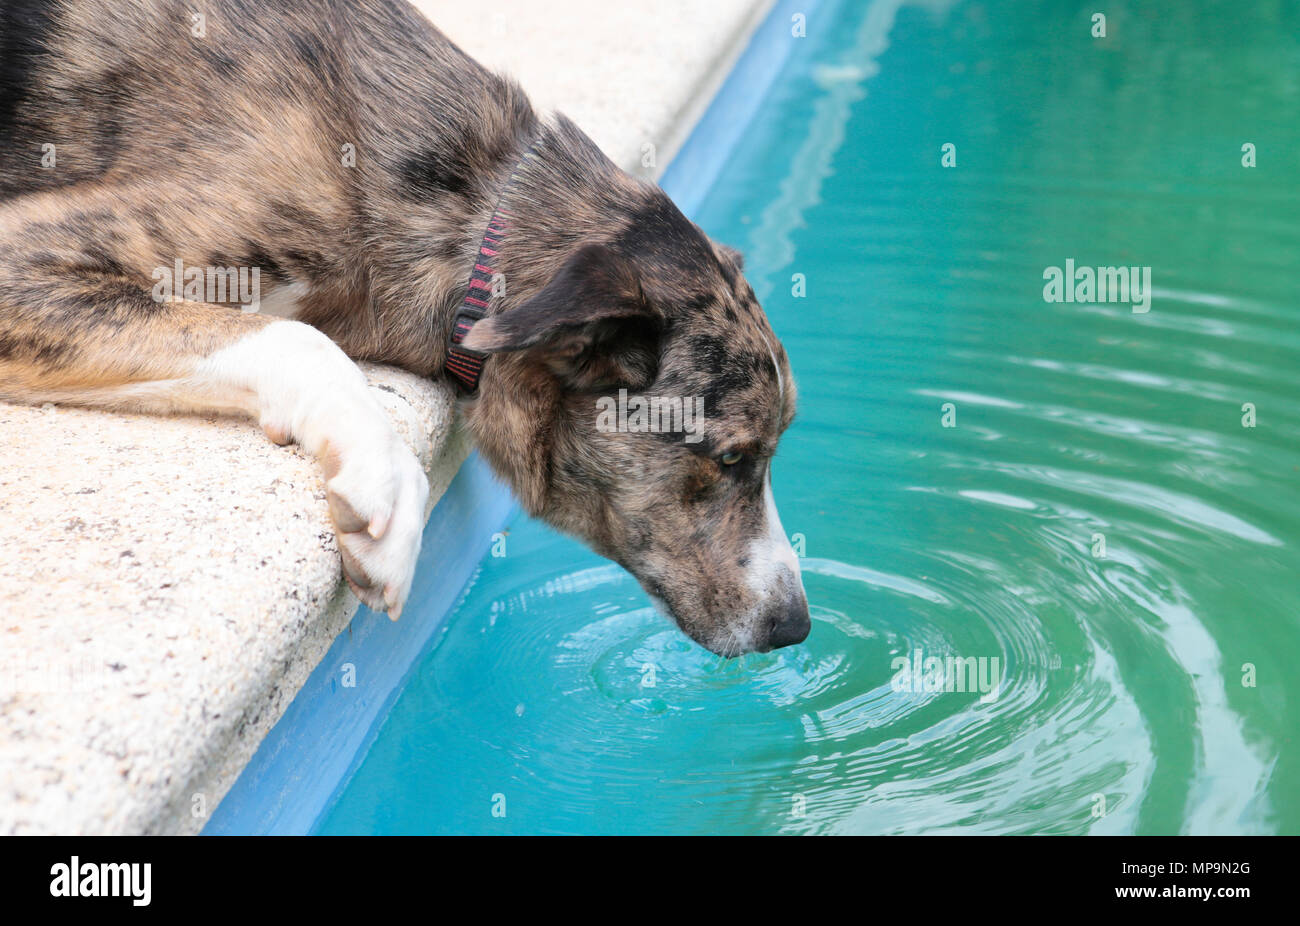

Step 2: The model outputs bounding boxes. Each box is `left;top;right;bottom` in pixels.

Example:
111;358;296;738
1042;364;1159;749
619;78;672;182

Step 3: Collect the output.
0;0;770;835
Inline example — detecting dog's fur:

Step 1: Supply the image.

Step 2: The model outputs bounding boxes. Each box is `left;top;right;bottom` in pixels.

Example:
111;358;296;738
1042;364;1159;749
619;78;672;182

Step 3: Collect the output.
0;0;809;654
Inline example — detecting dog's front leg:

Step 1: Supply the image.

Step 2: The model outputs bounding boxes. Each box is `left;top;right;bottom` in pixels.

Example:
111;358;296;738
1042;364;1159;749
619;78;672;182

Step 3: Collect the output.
6;315;430;617
0;186;428;615
196;320;431;617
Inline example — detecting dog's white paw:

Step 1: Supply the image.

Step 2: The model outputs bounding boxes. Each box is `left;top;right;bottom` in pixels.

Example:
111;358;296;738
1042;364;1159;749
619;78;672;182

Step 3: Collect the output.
324;437;429;620
202;320;431;618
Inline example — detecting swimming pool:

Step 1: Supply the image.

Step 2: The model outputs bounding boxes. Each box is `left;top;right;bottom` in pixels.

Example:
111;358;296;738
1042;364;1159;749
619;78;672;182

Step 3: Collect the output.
316;0;1300;835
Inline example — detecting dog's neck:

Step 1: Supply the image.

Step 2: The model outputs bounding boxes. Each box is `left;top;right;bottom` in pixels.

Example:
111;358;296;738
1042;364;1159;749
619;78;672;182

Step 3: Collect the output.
435;116;642;364
435;117;645;511
443;118;642;391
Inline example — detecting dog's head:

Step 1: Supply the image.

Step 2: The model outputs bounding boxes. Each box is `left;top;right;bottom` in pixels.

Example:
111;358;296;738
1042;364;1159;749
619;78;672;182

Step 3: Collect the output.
462;190;807;656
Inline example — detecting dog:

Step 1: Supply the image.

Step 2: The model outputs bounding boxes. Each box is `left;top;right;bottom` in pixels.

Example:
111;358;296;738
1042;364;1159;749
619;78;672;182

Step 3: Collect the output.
0;0;809;656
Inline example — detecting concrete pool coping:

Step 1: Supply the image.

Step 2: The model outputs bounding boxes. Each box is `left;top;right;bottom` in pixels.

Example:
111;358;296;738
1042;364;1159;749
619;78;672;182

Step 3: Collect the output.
0;0;777;835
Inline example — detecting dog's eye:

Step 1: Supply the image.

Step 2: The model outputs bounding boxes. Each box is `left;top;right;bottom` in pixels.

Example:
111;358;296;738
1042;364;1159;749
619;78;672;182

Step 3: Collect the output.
719;451;744;466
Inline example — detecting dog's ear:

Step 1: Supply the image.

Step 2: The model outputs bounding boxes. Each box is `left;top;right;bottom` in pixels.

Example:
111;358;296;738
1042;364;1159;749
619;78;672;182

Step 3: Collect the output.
461;242;662;390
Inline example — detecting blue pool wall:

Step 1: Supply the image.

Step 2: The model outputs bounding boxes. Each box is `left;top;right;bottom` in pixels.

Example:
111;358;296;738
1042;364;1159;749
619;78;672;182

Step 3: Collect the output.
660;0;828;214
203;453;517;835
205;0;815;835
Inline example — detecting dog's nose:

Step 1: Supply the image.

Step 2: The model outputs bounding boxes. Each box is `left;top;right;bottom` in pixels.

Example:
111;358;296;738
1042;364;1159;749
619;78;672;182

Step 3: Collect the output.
768;596;811;649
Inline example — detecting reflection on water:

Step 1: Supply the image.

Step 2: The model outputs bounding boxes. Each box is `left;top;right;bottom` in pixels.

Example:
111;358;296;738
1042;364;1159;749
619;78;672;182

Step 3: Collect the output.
319;0;1300;835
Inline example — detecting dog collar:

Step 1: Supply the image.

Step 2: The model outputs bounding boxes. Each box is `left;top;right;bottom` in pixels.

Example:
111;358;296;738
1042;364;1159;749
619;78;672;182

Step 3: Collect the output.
445;145;537;393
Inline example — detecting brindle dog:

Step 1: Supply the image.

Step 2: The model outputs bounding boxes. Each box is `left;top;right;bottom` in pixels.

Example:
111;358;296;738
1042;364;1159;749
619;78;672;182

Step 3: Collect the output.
0;0;809;655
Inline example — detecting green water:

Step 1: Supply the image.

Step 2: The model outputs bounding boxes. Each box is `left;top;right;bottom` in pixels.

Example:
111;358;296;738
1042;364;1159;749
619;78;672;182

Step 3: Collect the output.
318;0;1300;834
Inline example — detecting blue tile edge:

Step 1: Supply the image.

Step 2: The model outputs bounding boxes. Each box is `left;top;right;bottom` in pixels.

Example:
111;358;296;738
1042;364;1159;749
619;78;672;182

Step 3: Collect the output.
203;451;517;835
658;0;824;217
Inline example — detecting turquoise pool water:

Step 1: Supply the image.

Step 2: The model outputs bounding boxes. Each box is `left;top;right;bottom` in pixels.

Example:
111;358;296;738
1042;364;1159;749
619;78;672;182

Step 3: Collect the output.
317;0;1300;835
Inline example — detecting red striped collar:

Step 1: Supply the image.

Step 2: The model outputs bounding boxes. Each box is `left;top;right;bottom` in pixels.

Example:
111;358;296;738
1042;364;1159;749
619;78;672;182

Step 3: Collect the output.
445;145;537;393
